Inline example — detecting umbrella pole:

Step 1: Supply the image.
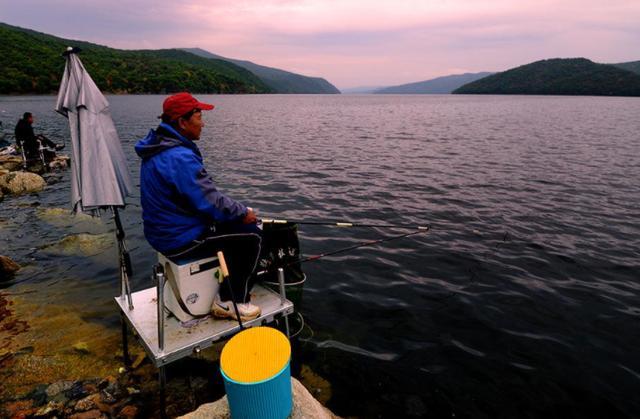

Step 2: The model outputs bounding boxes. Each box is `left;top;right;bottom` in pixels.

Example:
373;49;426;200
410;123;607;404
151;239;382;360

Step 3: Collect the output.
112;207;134;310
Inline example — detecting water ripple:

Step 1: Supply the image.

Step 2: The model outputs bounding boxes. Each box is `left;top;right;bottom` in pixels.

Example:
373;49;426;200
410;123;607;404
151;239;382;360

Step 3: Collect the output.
1;94;639;417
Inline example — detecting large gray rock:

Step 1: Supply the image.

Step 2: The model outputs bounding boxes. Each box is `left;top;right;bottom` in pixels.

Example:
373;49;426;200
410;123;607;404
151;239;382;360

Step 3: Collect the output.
49;155;70;171
46;380;75;398
36;207;103;228
0;171;46;195
179;377;339;419
42;233;113;257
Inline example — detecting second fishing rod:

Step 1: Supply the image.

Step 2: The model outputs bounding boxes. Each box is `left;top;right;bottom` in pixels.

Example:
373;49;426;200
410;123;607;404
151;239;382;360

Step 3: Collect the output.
260;217;429;230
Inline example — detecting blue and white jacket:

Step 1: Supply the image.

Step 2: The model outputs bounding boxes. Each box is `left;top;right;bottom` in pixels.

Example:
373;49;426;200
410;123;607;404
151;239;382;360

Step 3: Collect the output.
135;123;248;253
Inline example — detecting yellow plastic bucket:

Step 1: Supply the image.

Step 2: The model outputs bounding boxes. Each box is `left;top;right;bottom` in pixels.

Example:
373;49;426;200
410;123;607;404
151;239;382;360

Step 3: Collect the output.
220;327;292;418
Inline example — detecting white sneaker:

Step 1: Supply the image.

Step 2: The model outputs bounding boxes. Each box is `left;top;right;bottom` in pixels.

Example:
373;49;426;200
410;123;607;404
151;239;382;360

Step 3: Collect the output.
212;296;261;321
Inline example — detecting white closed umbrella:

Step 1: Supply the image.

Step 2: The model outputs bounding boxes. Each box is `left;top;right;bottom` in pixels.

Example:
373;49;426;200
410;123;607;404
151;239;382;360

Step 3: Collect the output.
55;47;135;308
55;47;132;213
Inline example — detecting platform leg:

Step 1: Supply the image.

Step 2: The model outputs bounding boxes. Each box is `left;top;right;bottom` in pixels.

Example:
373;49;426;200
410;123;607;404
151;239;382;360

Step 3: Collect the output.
186;373;196;410
159;365;167;419
277;268;291;338
120;313;131;368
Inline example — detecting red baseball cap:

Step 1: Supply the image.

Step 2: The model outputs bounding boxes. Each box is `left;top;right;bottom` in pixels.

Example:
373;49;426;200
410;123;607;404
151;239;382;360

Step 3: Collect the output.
162;92;214;121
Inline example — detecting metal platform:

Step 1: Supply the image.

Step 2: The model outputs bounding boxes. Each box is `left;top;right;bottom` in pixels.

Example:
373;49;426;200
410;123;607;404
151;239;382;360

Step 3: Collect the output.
115;284;294;367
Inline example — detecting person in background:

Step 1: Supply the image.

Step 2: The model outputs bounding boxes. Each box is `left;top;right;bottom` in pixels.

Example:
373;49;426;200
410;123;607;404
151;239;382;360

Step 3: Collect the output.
135;92;262;321
14;112;61;161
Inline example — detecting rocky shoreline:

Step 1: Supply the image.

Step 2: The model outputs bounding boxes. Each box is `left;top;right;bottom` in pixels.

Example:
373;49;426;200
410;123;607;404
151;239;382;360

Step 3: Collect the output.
2;374;338;419
0;154;70;204
2;376;143;419
180;377;338;419
1;277;335;419
1;285;336;418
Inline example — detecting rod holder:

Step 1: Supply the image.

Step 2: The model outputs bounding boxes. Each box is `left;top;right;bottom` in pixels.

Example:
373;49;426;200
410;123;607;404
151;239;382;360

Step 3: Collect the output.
277;268;286;305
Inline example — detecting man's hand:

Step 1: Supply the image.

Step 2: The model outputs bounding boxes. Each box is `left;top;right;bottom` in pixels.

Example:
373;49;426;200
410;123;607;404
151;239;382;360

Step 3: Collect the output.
242;208;257;224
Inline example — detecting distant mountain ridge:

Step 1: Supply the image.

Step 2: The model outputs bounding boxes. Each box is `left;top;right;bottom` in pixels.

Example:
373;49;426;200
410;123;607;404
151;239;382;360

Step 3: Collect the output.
340;86;384;94
612;60;640;75
183;48;340;94
374;72;493;94
0;22;270;94
453;58;640;96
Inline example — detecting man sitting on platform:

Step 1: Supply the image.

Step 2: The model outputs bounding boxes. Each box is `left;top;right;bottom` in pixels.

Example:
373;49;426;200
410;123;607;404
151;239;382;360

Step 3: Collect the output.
135;93;262;321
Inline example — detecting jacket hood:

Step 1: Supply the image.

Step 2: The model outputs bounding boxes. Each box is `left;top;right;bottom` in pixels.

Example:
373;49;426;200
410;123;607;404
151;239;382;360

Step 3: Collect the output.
135;123;201;160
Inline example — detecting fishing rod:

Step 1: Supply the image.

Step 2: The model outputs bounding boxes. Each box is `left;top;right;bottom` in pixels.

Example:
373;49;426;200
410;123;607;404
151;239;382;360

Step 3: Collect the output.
260;218;429;230
256;225;430;276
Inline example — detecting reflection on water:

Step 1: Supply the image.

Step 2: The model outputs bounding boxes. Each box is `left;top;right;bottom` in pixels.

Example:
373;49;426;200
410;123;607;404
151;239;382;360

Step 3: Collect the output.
1;94;640;417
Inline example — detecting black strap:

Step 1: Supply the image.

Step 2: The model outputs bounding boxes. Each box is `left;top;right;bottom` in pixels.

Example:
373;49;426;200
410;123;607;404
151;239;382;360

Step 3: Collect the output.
165;269;209;319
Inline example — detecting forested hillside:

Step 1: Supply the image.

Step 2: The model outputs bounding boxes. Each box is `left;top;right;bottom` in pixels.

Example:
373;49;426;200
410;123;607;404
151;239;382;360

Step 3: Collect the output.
0;23;270;94
453;58;640;96
183;48;340;94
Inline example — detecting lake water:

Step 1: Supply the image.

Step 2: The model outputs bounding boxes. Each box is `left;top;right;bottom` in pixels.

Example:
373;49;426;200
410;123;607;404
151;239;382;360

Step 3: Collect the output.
1;94;639;418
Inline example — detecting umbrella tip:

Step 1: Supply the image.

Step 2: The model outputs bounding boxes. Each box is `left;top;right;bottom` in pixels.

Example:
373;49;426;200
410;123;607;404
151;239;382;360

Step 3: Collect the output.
62;46;82;57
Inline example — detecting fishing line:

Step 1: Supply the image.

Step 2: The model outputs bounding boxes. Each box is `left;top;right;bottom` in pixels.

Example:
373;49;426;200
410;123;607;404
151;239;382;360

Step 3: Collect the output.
427;229;512;311
272;311;307;339
261;274;306;287
468;230;511;283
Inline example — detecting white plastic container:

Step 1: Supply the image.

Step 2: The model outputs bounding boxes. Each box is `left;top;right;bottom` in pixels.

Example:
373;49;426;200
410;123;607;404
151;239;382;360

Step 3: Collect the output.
158;253;220;322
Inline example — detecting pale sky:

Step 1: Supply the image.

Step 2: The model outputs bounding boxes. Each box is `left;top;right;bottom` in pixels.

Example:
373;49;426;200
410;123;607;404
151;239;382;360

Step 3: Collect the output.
1;0;639;89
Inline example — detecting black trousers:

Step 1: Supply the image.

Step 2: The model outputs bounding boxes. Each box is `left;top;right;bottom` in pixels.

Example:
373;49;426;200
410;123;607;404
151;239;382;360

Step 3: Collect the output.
164;222;262;303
